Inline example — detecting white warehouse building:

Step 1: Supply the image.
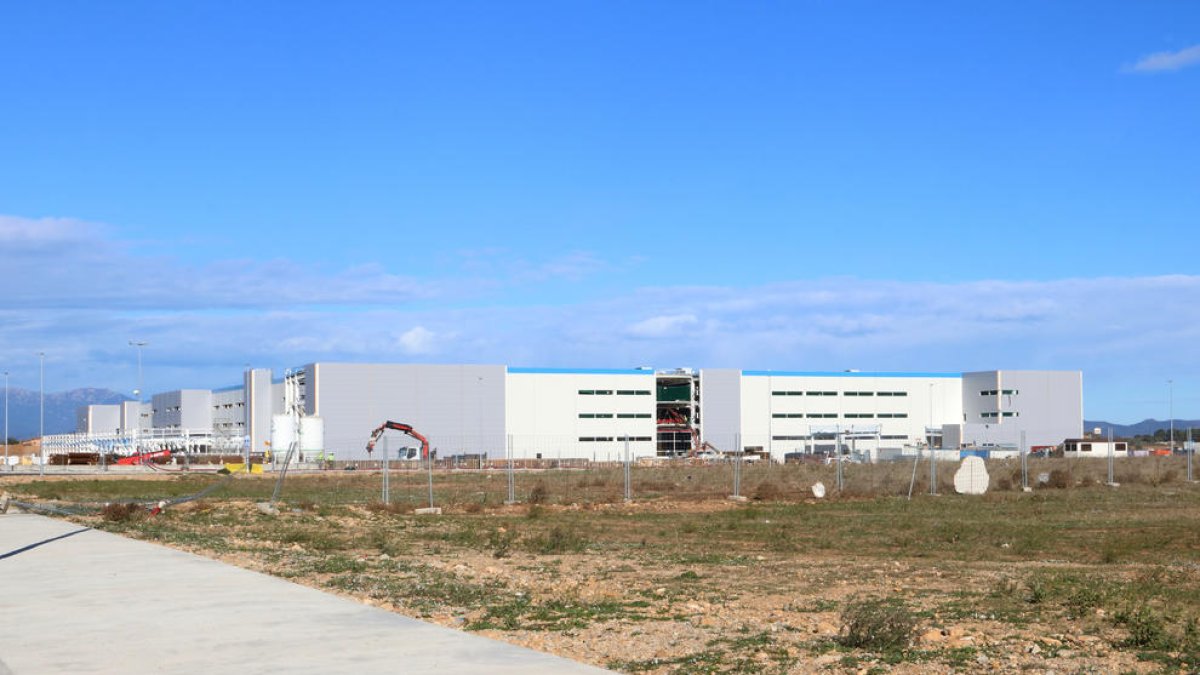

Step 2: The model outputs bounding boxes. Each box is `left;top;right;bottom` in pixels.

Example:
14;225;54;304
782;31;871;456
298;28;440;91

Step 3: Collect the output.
75;362;1082;463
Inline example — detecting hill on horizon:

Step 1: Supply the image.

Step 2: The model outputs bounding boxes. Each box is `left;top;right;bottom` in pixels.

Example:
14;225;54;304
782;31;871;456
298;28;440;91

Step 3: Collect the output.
3;387;130;440
1084;419;1200;438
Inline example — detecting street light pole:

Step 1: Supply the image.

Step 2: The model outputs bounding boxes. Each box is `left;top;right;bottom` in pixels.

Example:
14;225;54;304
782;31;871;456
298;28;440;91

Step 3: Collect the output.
3;370;8;472
129;340;147;412
39;352;45;476
129;341;147;452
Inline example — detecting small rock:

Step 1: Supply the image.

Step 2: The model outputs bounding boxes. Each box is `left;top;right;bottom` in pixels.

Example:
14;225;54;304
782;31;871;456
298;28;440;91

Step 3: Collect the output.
975;654;989;665
816;621;838;635
654;587;666;596
920;629;945;644
1027;644;1041;655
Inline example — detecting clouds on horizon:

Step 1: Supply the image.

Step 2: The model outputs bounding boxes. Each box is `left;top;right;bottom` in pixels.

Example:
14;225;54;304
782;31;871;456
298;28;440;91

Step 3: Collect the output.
4;214;1200;420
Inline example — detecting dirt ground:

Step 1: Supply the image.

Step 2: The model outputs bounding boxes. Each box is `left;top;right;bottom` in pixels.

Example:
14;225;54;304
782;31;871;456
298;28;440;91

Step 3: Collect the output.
8;466;1200;674
45;489;1194;675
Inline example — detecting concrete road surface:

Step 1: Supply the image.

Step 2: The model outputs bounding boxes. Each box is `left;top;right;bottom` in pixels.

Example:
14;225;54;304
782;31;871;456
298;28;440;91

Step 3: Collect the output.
0;513;612;674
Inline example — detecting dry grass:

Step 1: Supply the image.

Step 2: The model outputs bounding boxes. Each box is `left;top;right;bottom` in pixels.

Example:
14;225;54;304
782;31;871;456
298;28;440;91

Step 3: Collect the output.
13;457;1200;673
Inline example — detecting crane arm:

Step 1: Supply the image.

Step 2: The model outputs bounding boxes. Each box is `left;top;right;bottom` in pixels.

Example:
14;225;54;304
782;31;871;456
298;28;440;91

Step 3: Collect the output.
365;421;431;460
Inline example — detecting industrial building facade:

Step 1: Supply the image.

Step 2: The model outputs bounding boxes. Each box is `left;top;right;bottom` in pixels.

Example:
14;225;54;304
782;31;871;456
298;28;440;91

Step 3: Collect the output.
72;363;1083;463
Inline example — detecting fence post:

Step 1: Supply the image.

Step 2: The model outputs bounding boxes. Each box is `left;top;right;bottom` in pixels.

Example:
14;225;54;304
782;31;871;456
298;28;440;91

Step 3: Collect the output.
382;437;390;504
836;430;844;494
427;445;435;509
623;436;632;502
1021;430;1029;490
928;428;936;496
1106;428;1115;486
1187;427;1194;483
506;434;516;504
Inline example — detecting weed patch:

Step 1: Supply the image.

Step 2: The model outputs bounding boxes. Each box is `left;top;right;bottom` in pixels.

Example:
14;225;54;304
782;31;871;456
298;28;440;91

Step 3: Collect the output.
838;598;917;652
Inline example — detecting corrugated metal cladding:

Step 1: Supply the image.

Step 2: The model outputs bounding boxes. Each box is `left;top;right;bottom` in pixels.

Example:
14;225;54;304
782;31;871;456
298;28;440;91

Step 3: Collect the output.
699;369;741;449
245;369;273;456
306;363;507;460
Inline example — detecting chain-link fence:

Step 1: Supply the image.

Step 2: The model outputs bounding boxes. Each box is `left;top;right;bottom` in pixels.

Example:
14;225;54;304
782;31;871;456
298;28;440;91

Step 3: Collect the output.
11;430;1198;513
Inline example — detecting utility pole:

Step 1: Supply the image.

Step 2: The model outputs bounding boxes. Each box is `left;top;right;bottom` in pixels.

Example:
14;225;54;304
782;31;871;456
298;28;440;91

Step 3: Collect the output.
3;370;8;471
129;341;148;451
38;352;45;476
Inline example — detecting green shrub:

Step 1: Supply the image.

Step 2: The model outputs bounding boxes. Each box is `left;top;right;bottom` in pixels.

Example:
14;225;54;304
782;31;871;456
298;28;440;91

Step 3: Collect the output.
752;480;784;501
528;482;548;504
101;502;147;522
838;598;917;652
1116;605;1174;650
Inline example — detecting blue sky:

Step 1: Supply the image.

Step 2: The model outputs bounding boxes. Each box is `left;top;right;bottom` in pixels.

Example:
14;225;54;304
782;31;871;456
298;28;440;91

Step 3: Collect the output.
1;1;1198;422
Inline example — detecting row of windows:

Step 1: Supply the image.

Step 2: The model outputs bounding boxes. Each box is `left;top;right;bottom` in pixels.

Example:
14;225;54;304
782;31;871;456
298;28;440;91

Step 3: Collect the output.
981;411;1019;418
772;412;909;419
578;413;653;419
578;436;654;442
980;389;1018;396
772;390;910;397
578;389;653;396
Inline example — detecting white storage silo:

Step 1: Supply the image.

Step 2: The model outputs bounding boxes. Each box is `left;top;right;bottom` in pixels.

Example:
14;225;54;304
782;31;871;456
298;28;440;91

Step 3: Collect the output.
271;414;297;454
300;416;325;455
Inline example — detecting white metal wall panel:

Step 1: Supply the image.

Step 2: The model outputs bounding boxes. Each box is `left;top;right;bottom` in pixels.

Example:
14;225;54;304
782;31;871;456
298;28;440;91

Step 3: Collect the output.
698;369;741;450
741;372;964;460
505;370;656;461
309;363;507;461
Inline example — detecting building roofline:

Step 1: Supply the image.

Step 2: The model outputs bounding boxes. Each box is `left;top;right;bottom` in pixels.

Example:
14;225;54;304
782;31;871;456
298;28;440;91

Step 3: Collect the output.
741;370;962;379
507;367;654;376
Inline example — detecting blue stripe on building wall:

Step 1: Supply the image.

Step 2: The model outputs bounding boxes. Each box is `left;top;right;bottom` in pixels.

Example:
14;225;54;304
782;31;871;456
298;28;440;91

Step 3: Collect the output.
508;367;654;376
741;371;961;379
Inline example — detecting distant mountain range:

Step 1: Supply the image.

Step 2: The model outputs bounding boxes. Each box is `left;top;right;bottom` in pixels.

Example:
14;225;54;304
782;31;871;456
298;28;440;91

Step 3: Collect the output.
1084;419;1200;438
2;387;130;440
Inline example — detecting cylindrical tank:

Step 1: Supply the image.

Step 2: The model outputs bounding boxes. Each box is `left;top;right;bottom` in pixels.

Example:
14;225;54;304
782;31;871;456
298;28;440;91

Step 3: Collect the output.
271;414;296;453
300;417;325;453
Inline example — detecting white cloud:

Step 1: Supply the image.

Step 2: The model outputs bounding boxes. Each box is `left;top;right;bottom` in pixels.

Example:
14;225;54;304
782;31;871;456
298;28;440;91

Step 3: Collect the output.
397;326;437;354
0;215;106;251
0;214;436;310
627;313;699;338
6;212;1200;421
1125;44;1200;73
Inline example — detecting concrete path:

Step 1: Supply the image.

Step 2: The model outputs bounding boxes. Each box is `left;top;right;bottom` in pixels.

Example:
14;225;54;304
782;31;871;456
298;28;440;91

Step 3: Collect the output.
0;513;612;674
